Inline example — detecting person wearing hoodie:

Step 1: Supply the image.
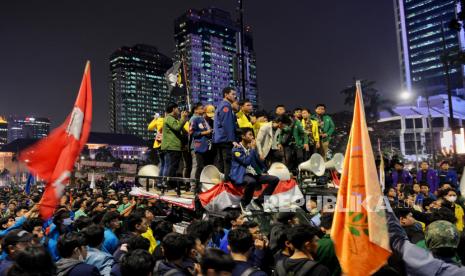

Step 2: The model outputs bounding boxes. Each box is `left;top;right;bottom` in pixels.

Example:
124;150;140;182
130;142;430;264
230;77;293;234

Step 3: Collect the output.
55;232;100;276
274;225;330;276
111;235;150;276
82;224;115;276
229;227;266;276
153;233;192;276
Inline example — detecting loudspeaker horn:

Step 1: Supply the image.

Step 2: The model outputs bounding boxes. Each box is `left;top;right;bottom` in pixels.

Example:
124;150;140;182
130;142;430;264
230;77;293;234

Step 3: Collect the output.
200;165;224;192
137;165;160;185
325;153;344;173
298;153;325;176
268;162;291;181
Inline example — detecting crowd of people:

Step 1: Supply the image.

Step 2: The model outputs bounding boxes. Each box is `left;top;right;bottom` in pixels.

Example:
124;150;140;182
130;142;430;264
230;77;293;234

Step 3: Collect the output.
148;87;335;211
0;86;464;275
0;166;464;276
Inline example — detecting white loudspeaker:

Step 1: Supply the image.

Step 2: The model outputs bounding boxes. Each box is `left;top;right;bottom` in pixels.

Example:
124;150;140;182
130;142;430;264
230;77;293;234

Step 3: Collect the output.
268;162;291;181
200;165;224;192
298;153;325;176
137;165;160;185
325;153;344;173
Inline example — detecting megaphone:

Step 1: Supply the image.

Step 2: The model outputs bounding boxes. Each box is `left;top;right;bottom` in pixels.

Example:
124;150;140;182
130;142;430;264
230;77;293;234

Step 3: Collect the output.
200;165;224;192
325;153;344;173
268;162;291;181
137;165;160;186
298;153;325;176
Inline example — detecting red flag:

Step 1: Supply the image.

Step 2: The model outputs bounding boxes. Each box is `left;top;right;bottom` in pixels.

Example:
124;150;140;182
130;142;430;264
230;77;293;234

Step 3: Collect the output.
20;62;92;218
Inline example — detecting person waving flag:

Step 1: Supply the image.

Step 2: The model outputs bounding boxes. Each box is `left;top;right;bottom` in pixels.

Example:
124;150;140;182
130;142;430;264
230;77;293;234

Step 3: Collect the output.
20;62;92;219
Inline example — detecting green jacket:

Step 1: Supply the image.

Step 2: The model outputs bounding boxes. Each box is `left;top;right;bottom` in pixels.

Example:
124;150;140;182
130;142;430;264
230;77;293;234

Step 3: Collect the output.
312;114;335;143
279;119;308;148
160;114;187;151
292;119;308;148
316;234;341;276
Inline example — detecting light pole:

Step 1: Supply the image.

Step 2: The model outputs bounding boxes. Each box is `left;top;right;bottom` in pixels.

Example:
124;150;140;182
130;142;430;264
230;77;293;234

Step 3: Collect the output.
425;96;436;168
440;20;458;162
237;0;247;101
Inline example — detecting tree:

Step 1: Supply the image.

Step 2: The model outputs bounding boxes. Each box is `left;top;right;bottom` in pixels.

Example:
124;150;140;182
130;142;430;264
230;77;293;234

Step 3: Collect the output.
340;79;394;120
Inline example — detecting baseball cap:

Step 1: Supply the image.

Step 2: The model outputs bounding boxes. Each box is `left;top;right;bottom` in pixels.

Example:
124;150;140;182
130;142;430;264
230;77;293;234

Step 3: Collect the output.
2;229;33;248
205;105;215;118
425;220;459;249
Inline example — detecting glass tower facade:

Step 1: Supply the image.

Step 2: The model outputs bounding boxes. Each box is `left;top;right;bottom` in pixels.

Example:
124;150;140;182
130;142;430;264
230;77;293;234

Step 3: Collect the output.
394;0;465;94
0;117;7;146
174;8;258;107
7;116;50;143
109;44;172;141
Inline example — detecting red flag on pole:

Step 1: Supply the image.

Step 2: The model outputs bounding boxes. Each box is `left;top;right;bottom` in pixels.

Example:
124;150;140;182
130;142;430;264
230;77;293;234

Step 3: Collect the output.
20;62;92;219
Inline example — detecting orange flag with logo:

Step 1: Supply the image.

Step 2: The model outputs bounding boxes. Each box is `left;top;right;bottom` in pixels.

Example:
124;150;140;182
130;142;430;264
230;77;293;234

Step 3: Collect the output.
331;81;391;275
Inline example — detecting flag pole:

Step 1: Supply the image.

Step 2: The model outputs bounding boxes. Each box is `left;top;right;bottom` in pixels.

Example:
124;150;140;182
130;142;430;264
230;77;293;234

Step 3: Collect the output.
181;54;191;111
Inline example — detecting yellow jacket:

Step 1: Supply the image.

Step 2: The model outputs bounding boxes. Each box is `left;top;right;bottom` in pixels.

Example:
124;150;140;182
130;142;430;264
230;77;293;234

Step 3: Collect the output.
455;204;464;232
253;121;266;137
148;117;189;149
302;118;319;144
141;227;157;254
236;111;253;129
148;117;164;149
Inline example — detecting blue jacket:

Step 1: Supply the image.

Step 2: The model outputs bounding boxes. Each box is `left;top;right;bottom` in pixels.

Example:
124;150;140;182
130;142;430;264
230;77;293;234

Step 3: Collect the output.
229;146;267;185
417;169;439;193
213;100;237;143
190;115;211;153
0;216;26;238
219;229;230;253
85;247;115;276
438;169;458;188
415;192;437;205
391;170;413;186
47;223;61;262
102;228;119;255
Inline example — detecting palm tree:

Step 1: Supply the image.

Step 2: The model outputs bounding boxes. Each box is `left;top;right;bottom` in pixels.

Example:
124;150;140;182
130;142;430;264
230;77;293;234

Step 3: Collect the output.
340;79;394;120
366;92;395;120
340;78;377;106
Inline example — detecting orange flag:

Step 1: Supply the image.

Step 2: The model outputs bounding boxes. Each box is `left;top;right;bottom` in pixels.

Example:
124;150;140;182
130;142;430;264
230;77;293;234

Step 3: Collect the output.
331;81;391;275
20;62;92;218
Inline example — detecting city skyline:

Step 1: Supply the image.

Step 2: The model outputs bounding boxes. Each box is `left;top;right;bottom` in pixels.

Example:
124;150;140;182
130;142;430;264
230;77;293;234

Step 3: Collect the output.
1;0;400;131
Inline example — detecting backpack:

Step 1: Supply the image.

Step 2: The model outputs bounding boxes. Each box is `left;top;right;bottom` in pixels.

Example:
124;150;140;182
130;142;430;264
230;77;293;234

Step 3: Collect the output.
274;259;319;276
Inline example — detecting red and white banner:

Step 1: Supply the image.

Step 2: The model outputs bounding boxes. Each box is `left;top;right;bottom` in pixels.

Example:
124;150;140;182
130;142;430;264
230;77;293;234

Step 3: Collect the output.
199;179;304;212
20;62;92;219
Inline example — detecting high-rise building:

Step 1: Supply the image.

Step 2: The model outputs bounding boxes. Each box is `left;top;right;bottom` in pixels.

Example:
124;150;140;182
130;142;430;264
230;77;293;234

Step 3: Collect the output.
7;116;50;143
394;0;465;95
110;44;172;140
0;117;7;146
174;8;258;107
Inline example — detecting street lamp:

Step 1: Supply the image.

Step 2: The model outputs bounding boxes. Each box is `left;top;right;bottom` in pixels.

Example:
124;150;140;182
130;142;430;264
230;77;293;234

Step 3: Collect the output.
400;90;413;101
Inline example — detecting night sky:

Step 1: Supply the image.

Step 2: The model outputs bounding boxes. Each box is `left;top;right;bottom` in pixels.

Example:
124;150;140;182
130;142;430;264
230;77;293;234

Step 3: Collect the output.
1;0;400;131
